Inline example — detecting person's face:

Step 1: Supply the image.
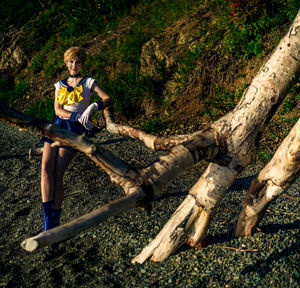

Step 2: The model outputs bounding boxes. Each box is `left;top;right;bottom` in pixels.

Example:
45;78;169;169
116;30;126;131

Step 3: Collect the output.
66;59;82;76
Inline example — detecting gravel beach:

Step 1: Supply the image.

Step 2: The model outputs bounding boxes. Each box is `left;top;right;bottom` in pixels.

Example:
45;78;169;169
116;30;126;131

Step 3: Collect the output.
0;120;299;287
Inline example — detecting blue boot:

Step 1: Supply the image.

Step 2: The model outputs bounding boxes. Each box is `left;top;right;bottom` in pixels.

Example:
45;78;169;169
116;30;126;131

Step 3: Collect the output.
52;208;62;228
42;201;54;231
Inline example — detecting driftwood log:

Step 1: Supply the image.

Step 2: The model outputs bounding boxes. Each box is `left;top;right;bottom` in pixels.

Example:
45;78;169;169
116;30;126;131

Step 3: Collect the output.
0;9;299;263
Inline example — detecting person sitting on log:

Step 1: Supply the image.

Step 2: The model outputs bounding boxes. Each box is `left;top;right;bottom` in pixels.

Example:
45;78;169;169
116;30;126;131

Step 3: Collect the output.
40;46;113;231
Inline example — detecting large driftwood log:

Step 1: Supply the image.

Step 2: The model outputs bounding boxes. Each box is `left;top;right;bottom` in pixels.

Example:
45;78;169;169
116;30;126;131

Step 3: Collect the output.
0;10;299;261
132;9;300;262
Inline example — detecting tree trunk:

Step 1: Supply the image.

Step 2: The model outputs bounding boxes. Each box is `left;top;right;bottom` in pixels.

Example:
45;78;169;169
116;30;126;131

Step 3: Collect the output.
132;9;300;262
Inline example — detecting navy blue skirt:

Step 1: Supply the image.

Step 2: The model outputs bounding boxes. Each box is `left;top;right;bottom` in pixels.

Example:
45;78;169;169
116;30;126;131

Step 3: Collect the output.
41;116;95;150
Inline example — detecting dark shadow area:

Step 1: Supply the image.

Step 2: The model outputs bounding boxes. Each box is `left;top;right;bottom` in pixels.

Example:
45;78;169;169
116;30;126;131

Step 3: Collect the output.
229;175;256;191
207;221;300;246
96;137;129;146
259;220;300;234
207;231;233;245
0;154;28;161
175;220;300;256
161;191;189;199
241;239;299;275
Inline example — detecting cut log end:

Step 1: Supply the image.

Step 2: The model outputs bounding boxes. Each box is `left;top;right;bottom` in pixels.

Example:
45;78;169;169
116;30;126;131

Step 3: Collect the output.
21;238;39;252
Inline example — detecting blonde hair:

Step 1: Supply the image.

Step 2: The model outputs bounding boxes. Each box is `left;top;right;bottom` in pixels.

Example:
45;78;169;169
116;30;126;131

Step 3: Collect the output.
64;47;86;64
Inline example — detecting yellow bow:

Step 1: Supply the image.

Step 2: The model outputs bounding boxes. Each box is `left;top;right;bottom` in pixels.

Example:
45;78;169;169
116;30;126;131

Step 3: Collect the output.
56;85;83;105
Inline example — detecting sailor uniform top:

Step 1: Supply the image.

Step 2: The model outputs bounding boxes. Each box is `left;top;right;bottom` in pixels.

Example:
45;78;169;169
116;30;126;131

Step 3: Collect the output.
55;76;96;117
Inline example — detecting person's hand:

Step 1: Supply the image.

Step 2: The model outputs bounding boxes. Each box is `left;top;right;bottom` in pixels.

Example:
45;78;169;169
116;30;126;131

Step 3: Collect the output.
70;112;81;123
83;121;93;130
79;102;98;125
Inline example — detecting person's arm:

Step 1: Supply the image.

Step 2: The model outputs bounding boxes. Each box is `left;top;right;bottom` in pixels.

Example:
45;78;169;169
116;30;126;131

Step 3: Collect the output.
54;90;80;122
78;81;114;125
91;81;114;108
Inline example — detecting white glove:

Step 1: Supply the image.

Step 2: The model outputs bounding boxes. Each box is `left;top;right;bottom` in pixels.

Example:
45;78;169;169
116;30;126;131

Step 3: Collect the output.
79;102;98;125
69;112;81;123
70;112;93;130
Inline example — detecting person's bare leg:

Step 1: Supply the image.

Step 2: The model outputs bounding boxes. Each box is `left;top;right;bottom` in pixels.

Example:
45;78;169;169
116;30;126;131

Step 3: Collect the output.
53;147;75;209
41;142;57;203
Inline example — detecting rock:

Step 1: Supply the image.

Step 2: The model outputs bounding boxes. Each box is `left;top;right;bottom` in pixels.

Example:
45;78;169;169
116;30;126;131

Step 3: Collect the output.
139;10;213;118
0;25;26;70
140;10;211;80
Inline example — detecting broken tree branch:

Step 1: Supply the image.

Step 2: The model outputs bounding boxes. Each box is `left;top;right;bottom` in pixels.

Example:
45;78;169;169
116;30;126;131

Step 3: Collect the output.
104;108;197;151
132;9;300;263
21;188;145;251
235;118;300;236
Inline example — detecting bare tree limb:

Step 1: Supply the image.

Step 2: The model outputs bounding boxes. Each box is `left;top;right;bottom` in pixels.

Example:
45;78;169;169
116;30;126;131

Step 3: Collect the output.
104;108;197;151
235;118;300;236
1;9;299;263
21;188;145;251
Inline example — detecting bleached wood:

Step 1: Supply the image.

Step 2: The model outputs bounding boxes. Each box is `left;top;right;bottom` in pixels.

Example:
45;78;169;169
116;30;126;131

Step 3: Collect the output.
235;118;300;236
132;9;300;262
132;195;196;264
133;164;237;262
21;189;145;251
104;108;195;151
0;9;299;262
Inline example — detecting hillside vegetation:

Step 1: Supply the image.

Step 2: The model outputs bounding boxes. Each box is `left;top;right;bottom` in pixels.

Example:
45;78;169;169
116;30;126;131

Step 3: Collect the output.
0;0;299;161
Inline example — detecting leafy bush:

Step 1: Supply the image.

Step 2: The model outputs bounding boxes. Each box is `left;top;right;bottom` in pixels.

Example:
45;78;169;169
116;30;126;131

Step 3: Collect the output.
0;79;28;104
143;117;168;133
25;98;55;122
223;0;299;58
204;86;245;120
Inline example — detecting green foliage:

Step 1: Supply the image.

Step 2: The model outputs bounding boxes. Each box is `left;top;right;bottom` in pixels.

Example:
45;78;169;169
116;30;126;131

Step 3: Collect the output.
2;0;299;118
258;150;273;163
0;0;51;30
103;70;142;117
99;69;166;117
176;0;299;82
204;85;246;120
0;79;28;104
222;0;299;58
278;85;300;115
143;117;168;133
25;98;55;122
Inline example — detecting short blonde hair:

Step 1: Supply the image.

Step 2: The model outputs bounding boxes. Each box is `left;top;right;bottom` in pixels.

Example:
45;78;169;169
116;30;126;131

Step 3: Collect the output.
64;47;86;64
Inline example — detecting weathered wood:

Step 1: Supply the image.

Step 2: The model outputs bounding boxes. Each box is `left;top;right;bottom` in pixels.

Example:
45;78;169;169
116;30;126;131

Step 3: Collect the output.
0;9;299;262
133;164;238;262
104;108;196;151
132;195;197;263
131;9;300;262
235;118;300;236
21;189;145;251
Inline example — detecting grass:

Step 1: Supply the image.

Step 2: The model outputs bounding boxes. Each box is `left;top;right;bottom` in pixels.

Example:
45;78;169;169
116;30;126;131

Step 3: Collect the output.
143;117;169;133
2;0;299;129
204;85;246;120
25;98;55;122
0;79;28;104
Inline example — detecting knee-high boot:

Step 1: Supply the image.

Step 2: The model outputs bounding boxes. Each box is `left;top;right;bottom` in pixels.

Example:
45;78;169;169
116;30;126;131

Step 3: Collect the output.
42;201;54;231
42;201;62;231
52;208;62;228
